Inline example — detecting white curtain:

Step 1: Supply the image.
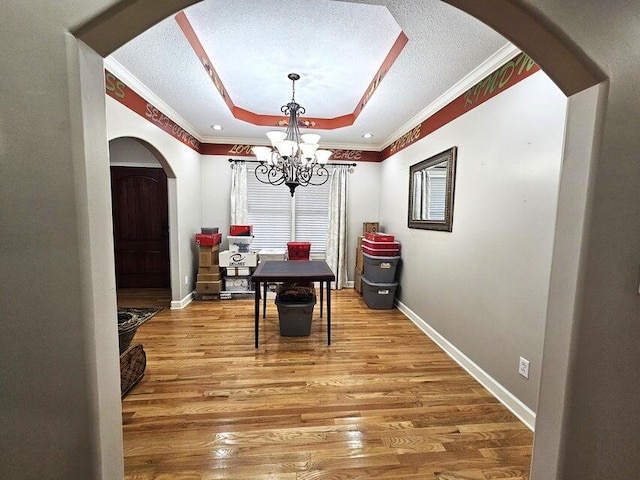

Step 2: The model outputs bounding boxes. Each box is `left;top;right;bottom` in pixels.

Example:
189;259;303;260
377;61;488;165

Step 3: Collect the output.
325;165;348;289
230;162;248;224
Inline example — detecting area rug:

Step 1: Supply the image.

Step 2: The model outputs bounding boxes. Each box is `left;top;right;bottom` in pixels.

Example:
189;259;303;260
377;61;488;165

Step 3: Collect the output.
117;307;162;353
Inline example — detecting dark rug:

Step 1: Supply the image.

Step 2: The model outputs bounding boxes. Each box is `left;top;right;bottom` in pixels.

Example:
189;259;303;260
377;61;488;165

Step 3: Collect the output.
117;307;162;353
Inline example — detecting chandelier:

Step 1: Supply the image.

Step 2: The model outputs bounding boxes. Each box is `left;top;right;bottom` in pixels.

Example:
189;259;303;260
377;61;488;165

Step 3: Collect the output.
251;73;332;196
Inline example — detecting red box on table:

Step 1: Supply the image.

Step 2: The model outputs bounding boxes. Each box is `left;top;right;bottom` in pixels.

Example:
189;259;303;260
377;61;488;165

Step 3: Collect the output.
195;233;222;246
365;232;395;242
287;242;311;261
230;225;253;236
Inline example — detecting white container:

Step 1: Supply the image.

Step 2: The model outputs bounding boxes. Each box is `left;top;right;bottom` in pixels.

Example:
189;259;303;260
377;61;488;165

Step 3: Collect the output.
224;276;252;292
219;250;258;267
258;248;286;262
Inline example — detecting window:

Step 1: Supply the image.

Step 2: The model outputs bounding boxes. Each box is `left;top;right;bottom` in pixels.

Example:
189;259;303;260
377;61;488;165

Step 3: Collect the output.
247;168;331;254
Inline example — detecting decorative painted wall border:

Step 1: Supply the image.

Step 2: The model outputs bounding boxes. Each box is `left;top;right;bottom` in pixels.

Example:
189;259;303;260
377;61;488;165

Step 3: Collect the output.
106;52;540;161
105;70;201;151
381;52;540;159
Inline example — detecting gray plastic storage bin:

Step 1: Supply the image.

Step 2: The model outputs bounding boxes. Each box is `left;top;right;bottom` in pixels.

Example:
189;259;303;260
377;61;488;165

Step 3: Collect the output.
275;298;316;336
361;276;398;309
362;252;400;283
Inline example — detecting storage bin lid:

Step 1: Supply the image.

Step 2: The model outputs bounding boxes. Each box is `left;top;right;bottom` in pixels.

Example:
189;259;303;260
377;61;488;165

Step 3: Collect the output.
362;252;401;261
361;276;399;287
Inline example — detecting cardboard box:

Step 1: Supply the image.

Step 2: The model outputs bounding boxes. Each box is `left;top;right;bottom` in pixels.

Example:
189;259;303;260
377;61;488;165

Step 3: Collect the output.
199;250;220;267
198;265;220;274
198;244;220;252
219;250;258;267
225;266;251;276
363;222;379;234
354;267;363;294
356;247;364;271
196;280;221;294
197;273;221;282
356;235;363;249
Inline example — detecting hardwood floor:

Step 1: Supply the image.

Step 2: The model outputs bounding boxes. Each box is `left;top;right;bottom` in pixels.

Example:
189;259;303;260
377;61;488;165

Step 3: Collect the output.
122;289;532;479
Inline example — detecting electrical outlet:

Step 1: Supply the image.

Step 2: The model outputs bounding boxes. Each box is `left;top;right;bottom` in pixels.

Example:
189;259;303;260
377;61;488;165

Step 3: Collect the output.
519;357;530;379
184;275;189;286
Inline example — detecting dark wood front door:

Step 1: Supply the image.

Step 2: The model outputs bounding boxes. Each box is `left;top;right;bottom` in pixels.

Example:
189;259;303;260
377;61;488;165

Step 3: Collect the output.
111;166;170;288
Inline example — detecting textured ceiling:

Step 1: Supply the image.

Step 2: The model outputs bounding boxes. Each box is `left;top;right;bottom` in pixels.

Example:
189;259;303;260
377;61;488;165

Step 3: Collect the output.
109;0;510;149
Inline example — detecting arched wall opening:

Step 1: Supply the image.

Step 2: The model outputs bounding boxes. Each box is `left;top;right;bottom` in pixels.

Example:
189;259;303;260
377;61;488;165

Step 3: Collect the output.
108;137;179;300
69;1;625;479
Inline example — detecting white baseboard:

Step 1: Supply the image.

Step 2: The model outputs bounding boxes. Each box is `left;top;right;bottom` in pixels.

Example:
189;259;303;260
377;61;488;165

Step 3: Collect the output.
345;280;354;288
395;299;536;431
171;291;194;310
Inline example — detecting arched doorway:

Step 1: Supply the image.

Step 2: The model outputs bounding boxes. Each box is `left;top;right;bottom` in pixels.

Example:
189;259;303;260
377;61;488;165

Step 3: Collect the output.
69;2;626;479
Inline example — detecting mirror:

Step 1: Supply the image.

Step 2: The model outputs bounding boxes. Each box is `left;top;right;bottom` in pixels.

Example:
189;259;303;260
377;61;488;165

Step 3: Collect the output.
408;146;457;231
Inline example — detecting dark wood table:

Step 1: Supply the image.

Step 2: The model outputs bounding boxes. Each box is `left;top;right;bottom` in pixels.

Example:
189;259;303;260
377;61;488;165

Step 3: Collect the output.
251;260;335;347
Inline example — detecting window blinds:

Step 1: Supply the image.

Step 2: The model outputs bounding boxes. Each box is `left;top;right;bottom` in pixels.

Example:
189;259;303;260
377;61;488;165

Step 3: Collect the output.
246;167;330;253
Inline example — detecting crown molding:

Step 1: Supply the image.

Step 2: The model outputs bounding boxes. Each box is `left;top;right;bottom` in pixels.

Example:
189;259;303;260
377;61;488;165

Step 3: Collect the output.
104;56;203;143
379;43;521;150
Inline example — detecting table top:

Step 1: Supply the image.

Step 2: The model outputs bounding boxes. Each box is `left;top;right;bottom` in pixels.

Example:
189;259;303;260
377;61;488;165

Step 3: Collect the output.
251;260;335;282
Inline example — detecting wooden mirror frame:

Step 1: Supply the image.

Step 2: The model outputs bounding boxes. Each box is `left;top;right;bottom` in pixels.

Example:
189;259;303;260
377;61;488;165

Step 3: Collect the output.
408;146;457;231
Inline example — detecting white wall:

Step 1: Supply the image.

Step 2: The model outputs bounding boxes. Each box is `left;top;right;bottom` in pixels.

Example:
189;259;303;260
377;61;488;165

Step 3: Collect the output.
200;156;381;273
109;137;162;167
379;72;567;411
106;97;202;303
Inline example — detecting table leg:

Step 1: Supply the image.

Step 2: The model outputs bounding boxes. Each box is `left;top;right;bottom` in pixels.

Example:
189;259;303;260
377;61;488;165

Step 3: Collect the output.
320;280;324;318
254;281;260;348
263;281;267;319
327;280;331;345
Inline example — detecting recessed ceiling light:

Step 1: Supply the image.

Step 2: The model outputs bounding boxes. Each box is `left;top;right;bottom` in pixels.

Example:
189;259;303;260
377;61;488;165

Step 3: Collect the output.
362;132;374;139
210;124;223;131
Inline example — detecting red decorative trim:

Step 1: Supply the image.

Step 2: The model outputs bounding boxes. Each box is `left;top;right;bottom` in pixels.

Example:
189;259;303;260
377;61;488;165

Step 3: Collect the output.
175;12;407;130
381;52;540;160
105;70;200;151
200;143;382;162
174;12;235;114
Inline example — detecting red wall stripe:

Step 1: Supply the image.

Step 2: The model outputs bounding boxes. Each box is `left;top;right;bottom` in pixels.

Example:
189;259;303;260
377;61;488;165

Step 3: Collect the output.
381;52;540;160
106;53;540;163
105;70;201;151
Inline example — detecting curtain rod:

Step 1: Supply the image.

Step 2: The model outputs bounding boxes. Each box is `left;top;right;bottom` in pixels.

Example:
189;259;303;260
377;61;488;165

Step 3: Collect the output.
228;158;356;168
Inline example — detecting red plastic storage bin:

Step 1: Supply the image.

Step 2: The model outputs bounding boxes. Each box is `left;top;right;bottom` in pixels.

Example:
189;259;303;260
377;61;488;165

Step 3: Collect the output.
362;245;400;257
287;242;311;261
195;233;222;246
230;224;253;236
361;238;400;251
365;232;395;242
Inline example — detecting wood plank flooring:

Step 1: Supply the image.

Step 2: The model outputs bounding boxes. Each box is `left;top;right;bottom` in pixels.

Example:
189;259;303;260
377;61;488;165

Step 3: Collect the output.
121;289;532;479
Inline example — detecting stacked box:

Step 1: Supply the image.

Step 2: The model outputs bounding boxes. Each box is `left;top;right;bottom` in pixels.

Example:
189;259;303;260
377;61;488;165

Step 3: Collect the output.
363;222;379;234
354;235;364;295
360;232;400;309
220;250;258;267
361;277;399;309
195;241;221;298
230;224;253;236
